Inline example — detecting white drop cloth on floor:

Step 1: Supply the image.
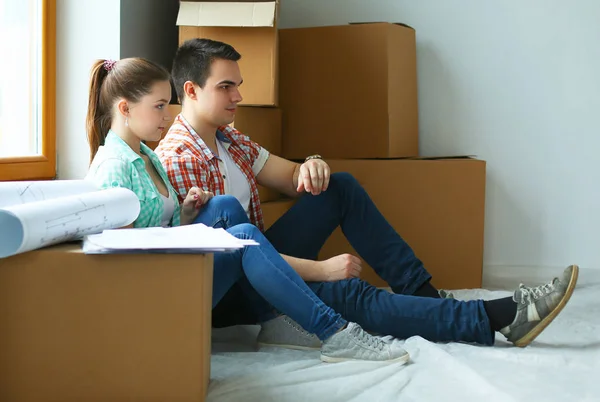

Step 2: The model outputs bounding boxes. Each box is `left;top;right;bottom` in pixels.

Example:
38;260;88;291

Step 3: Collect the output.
207;272;600;402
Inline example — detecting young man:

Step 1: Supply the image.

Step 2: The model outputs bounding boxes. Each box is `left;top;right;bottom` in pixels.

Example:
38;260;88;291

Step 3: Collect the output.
155;38;578;352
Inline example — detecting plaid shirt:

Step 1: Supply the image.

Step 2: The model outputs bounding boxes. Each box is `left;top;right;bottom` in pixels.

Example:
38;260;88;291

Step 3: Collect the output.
155;114;268;231
86;130;181;228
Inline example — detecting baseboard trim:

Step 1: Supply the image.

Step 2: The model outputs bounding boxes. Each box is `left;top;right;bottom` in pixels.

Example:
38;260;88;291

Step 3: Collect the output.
483;264;600;290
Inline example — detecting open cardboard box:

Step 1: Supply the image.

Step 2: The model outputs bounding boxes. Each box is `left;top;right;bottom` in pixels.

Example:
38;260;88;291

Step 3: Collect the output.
177;1;280;106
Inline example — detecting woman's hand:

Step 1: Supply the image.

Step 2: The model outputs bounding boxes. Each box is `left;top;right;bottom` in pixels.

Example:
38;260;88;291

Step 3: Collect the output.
180;187;213;225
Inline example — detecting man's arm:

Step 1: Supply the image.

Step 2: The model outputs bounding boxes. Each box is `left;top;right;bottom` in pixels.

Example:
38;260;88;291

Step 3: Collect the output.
281;253;363;282
255;154;300;198
228;125;329;197
256;154;331;198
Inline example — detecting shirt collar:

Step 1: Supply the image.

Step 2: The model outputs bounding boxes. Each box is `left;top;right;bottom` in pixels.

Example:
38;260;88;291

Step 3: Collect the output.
104;130;143;164
216;129;231;144
177;114;232;161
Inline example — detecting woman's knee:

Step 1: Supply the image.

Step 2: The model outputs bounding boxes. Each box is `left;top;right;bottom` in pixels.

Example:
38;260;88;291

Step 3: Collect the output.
208;194;244;212
206;195;249;225
228;222;262;240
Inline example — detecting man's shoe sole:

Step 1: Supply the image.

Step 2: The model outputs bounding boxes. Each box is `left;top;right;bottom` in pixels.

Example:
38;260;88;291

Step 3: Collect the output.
513;264;579;347
320;352;410;364
257;342;321;351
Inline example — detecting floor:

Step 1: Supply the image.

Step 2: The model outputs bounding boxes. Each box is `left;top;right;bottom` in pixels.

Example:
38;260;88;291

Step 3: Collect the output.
206;269;600;402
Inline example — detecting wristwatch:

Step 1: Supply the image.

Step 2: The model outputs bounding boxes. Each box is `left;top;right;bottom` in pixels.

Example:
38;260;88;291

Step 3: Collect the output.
304;154;322;162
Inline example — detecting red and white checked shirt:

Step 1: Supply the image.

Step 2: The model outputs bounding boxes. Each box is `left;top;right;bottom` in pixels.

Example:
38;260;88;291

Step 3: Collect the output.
155;114;268;231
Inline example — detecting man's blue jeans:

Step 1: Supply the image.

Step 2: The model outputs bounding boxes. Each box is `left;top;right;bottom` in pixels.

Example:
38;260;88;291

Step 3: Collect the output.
194;172;494;345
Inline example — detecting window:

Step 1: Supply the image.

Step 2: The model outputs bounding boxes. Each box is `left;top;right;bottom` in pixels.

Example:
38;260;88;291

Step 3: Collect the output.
0;0;56;181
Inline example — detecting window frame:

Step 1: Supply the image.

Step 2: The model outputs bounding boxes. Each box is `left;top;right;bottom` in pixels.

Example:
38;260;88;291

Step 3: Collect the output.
0;0;56;181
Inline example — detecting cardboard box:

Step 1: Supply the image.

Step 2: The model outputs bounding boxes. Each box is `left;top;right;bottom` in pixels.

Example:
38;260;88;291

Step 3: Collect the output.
177;1;279;106
234;106;282;155
261;198;295;229
0;244;213;402
279;23;418;159
233;106;283;202
319;158;486;289
259;158;484;289
258;186;281;203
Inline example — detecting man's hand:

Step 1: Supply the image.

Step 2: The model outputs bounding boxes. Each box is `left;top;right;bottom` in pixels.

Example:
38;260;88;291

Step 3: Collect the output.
319;254;363;282
180;187;213;224
296;159;330;196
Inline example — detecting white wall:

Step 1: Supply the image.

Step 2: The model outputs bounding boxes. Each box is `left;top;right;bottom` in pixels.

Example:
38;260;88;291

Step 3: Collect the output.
280;0;600;272
56;0;120;179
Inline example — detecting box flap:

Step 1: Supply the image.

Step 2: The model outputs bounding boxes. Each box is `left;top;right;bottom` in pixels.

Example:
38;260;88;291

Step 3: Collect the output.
177;1;277;27
349;22;414;30
288;156;480;164
408;155;478;160
364;155;479;160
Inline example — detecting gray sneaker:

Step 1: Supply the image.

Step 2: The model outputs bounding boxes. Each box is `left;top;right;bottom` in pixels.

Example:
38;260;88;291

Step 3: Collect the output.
500;264;579;347
257;315;322;350
320;322;410;364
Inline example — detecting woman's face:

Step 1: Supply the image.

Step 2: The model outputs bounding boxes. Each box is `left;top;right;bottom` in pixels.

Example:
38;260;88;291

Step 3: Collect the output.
127;80;173;142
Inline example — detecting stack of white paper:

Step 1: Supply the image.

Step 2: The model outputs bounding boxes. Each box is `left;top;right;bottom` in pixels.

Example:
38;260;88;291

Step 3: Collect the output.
83;223;259;254
0;180;140;259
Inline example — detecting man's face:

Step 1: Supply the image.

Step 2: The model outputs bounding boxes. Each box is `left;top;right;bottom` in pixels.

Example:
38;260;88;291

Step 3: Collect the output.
192;58;243;127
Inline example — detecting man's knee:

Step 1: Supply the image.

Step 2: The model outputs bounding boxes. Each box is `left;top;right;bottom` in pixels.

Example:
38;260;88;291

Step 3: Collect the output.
336;278;371;302
321;278;374;316
330;172;360;189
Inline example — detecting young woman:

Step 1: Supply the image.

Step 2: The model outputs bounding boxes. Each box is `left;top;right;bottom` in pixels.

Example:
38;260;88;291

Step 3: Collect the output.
83;57;410;364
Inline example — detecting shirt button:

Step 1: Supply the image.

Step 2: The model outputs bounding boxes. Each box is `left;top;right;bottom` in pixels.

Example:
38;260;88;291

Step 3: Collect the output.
223;175;226;179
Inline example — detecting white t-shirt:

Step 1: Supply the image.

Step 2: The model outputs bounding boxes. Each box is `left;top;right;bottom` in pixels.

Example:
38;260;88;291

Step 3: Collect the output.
216;140;253;217
160;192;176;227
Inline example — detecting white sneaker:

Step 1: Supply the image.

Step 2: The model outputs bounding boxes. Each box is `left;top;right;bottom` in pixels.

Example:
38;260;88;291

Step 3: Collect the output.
320;322;409;364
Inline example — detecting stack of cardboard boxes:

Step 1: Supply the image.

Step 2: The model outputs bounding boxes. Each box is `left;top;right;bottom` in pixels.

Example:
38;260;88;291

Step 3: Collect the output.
162;2;487;291
275;23;486;290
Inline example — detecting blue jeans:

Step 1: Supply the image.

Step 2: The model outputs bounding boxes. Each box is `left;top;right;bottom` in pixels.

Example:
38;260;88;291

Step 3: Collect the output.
196;173;494;345
194;195;346;341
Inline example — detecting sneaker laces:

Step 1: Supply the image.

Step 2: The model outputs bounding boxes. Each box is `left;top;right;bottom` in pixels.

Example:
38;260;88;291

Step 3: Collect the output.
282;316;314;336
354;325;387;351
518;279;557;304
